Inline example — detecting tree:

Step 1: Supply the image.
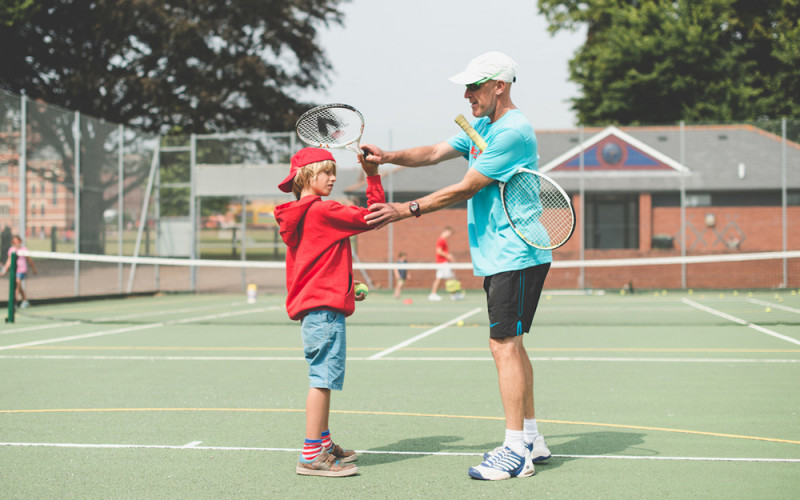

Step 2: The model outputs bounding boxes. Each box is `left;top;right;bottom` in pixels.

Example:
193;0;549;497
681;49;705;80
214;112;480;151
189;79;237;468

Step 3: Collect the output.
0;0;347;253
0;0;38;27
538;0;800;125
0;0;347;134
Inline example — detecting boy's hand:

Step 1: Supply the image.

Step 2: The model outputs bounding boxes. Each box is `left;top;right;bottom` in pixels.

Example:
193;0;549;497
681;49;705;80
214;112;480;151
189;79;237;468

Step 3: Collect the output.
354;280;368;301
358;149;379;177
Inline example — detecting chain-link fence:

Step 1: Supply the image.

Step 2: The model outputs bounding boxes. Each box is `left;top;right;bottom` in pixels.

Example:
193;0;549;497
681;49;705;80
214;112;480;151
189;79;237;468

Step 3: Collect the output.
1;89;798;299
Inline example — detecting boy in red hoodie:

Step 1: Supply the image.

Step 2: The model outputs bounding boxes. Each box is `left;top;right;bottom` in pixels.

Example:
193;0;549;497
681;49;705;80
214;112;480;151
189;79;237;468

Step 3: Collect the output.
274;147;384;477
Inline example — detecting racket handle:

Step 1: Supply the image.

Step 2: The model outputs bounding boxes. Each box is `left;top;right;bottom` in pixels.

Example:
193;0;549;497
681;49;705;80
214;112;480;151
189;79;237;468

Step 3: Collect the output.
454;114;488;152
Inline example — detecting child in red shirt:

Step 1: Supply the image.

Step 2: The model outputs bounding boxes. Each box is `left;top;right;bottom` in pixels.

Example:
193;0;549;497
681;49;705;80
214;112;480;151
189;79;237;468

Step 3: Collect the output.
274;147;384;477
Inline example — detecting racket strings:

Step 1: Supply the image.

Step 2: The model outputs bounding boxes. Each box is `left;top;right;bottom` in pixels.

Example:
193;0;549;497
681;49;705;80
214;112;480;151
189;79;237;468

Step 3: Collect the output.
504;174;574;249
296;107;363;147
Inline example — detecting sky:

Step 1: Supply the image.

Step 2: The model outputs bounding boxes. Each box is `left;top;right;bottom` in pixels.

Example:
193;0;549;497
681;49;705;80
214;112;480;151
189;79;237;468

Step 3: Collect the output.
298;0;587;166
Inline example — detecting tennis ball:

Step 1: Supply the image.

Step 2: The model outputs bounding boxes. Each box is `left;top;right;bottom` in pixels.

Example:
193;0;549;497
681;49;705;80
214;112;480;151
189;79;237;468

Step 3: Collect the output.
765;307;772;313
354;283;369;297
457;320;465;327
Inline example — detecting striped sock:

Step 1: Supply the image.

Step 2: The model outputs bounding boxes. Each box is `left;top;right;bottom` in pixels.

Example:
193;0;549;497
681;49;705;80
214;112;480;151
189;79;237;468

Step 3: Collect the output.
302;438;323;461
321;430;333;452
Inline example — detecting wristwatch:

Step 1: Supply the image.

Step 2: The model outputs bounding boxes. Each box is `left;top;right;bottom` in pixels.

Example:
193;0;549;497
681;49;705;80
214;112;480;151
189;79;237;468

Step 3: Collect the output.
409;200;421;218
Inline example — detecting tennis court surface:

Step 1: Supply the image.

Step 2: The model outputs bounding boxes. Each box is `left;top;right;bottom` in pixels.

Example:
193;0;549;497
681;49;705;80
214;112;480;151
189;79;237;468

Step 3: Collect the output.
1;288;798;498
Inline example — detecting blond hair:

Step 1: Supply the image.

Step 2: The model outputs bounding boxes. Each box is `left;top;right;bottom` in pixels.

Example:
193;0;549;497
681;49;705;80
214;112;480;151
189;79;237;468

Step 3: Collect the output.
292;159;337;200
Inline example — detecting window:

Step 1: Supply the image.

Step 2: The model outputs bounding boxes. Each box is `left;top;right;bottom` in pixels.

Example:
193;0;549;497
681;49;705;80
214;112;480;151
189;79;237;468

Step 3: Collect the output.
52;183;58;204
584;194;639;249
685;194;711;207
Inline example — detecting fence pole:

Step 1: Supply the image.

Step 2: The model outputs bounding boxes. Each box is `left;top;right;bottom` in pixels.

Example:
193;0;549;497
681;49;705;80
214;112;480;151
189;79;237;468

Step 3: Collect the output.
118;124;124;292
578;126;585;289
680;120;687;289
18;95;27;239
781;117;788;286
73;111;81;296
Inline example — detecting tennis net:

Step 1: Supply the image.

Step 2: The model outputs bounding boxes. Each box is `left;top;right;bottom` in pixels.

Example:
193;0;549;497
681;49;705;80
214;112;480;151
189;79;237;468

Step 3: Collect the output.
6;249;800;326
358;250;800;327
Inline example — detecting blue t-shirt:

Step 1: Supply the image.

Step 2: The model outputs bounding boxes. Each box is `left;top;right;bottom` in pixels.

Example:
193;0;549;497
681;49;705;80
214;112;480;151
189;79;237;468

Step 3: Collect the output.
447;109;552;276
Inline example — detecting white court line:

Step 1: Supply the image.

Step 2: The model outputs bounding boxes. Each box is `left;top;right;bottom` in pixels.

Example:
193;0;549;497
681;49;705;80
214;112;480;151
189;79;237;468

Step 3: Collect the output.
746;298;800;315
2;301;253;335
682;298;800;346
2;355;796;363
368;307;482;360
0;442;797;463
1;321;82;335
0;306;280;352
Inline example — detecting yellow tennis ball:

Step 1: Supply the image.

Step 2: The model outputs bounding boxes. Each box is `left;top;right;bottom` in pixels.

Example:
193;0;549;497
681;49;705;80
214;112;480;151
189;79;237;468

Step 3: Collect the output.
765;307;772;313
354;283;369;297
457;320;465;327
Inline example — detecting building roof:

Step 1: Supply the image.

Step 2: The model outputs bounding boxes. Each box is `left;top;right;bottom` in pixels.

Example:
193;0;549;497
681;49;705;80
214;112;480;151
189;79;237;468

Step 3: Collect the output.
539;124;800;192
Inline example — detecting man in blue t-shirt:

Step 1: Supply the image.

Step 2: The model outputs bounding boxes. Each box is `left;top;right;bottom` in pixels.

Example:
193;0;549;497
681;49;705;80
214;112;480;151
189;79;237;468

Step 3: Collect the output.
363;51;552;481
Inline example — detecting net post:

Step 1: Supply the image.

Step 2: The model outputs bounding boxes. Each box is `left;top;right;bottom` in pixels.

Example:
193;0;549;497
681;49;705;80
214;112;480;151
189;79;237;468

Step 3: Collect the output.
5;252;16;323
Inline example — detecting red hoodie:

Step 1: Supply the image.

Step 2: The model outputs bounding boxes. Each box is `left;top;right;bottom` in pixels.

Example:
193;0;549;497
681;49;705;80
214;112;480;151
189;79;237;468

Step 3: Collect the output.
274;175;385;321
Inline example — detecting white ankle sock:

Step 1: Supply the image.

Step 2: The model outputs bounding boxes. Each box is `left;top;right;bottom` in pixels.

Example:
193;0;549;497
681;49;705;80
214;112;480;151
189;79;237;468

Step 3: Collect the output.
524;418;540;443
503;429;526;455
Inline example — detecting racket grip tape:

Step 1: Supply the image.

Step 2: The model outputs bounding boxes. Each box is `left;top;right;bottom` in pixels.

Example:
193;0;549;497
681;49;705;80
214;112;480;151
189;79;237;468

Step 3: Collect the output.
454;114;488;152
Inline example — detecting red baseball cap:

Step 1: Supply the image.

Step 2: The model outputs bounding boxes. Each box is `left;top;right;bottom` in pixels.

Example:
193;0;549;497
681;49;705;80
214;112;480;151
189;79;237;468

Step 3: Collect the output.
278;147;335;193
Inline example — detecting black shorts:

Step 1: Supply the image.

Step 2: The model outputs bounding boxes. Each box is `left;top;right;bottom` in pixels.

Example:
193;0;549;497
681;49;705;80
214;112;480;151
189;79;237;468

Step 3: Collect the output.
483;263;551;339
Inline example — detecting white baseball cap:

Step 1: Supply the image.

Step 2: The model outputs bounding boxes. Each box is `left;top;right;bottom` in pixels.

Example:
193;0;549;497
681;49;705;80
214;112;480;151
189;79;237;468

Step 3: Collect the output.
448;51;517;85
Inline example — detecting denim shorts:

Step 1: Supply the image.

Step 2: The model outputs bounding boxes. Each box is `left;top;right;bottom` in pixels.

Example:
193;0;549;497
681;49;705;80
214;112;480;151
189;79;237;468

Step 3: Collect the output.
301;309;346;390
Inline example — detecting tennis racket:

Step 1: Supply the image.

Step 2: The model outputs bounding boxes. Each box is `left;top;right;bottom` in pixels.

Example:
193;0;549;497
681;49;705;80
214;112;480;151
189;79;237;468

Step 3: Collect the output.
454;114;576;250
295;103;366;156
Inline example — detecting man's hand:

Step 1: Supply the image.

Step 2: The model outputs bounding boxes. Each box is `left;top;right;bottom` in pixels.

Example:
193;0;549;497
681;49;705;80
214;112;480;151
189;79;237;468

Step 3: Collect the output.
365;202;406;229
360;144;386;165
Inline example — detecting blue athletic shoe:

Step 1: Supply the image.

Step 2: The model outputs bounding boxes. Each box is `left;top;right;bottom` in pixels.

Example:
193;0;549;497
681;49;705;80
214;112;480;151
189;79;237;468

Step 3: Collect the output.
469;446;534;480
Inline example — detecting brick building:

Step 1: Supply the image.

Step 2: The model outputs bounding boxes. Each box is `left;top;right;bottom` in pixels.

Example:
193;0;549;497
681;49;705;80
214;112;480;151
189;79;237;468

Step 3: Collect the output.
0;131;74;243
347;124;800;291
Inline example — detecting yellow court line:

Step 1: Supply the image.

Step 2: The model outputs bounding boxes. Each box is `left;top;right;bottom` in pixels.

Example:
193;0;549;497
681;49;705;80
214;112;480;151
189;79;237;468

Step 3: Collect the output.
18;346;800;353
2;408;798;445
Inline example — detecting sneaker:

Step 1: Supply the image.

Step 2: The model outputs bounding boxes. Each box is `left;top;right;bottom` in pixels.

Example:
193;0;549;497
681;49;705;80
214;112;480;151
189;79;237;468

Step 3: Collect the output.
296;451;358;477
469;446;534;481
428;293;442;301
328;443;357;463
529;435;551;463
450;291;465;301
482;445;503;460
20;300;30;309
